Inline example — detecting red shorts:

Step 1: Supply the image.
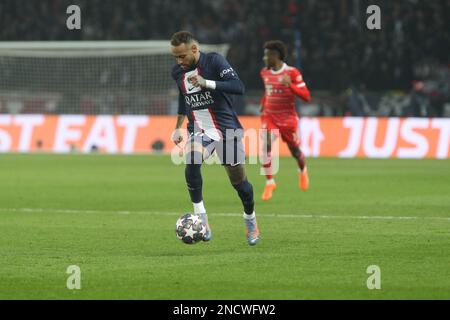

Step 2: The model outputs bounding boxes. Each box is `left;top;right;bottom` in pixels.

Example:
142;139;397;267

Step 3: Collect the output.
261;113;300;146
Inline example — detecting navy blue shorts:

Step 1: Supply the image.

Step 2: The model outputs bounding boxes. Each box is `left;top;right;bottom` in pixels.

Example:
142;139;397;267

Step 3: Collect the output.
186;132;245;166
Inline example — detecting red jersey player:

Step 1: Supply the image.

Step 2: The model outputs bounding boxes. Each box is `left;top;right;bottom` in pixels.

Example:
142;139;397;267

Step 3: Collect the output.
260;40;311;201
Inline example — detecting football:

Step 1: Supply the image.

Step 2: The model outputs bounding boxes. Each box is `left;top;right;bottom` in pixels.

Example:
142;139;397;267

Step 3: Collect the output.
175;213;207;244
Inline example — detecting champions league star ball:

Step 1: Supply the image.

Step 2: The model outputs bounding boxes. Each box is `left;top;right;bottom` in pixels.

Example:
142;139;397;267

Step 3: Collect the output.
175;213;207;244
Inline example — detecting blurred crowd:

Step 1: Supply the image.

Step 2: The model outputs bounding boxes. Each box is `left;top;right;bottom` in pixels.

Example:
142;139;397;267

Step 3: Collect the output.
0;0;449;116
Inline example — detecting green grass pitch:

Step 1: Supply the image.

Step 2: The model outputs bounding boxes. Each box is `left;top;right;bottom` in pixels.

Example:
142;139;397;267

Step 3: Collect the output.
0;154;449;299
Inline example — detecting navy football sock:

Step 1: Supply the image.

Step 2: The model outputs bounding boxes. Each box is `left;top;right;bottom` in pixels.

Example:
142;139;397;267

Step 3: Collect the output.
233;180;255;215
185;163;203;203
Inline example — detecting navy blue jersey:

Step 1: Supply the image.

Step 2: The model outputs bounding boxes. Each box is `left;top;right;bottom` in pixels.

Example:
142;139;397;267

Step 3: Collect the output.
171;52;245;141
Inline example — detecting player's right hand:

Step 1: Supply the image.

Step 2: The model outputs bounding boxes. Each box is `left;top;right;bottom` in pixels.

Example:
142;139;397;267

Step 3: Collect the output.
171;128;183;145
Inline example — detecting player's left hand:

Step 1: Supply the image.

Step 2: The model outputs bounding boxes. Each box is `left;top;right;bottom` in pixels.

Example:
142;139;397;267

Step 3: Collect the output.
188;75;207;88
281;74;292;87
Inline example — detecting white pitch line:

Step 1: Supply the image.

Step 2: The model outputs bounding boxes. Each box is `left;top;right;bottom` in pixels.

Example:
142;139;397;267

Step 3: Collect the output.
0;208;449;222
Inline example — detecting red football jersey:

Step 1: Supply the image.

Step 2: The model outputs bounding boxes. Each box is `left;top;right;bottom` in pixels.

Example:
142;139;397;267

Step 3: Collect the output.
260;63;311;114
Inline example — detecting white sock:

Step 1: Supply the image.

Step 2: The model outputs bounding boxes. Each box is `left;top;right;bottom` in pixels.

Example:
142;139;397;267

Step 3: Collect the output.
193;201;206;215
243;212;256;220
266;178;275;185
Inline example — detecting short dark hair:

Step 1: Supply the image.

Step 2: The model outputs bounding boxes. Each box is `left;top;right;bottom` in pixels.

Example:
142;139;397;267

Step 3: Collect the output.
171;31;197;46
264;40;288;61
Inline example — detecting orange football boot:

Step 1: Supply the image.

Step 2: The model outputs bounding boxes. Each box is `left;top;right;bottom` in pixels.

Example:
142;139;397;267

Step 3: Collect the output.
299;168;309;191
261;182;277;201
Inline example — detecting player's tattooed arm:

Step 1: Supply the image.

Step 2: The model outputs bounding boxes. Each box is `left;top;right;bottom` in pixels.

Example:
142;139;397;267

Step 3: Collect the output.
172;115;185;145
175;114;185;129
172;91;186;145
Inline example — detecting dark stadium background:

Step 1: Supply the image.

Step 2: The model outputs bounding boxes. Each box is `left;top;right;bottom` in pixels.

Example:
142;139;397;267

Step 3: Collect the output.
0;0;448;117
0;0;449;304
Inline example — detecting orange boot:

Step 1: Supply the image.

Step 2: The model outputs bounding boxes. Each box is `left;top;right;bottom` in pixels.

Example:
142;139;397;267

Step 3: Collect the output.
299;168;309;191
261;182;277;201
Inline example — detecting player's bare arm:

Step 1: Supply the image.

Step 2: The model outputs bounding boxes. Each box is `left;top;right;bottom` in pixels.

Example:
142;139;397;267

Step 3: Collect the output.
171;115;185;145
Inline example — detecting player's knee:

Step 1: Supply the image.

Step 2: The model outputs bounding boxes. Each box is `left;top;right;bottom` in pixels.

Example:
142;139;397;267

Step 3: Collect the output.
228;164;253;197
225;164;247;185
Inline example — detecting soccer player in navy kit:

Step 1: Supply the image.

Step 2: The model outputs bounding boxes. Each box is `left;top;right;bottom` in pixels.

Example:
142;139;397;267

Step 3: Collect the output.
170;31;260;246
